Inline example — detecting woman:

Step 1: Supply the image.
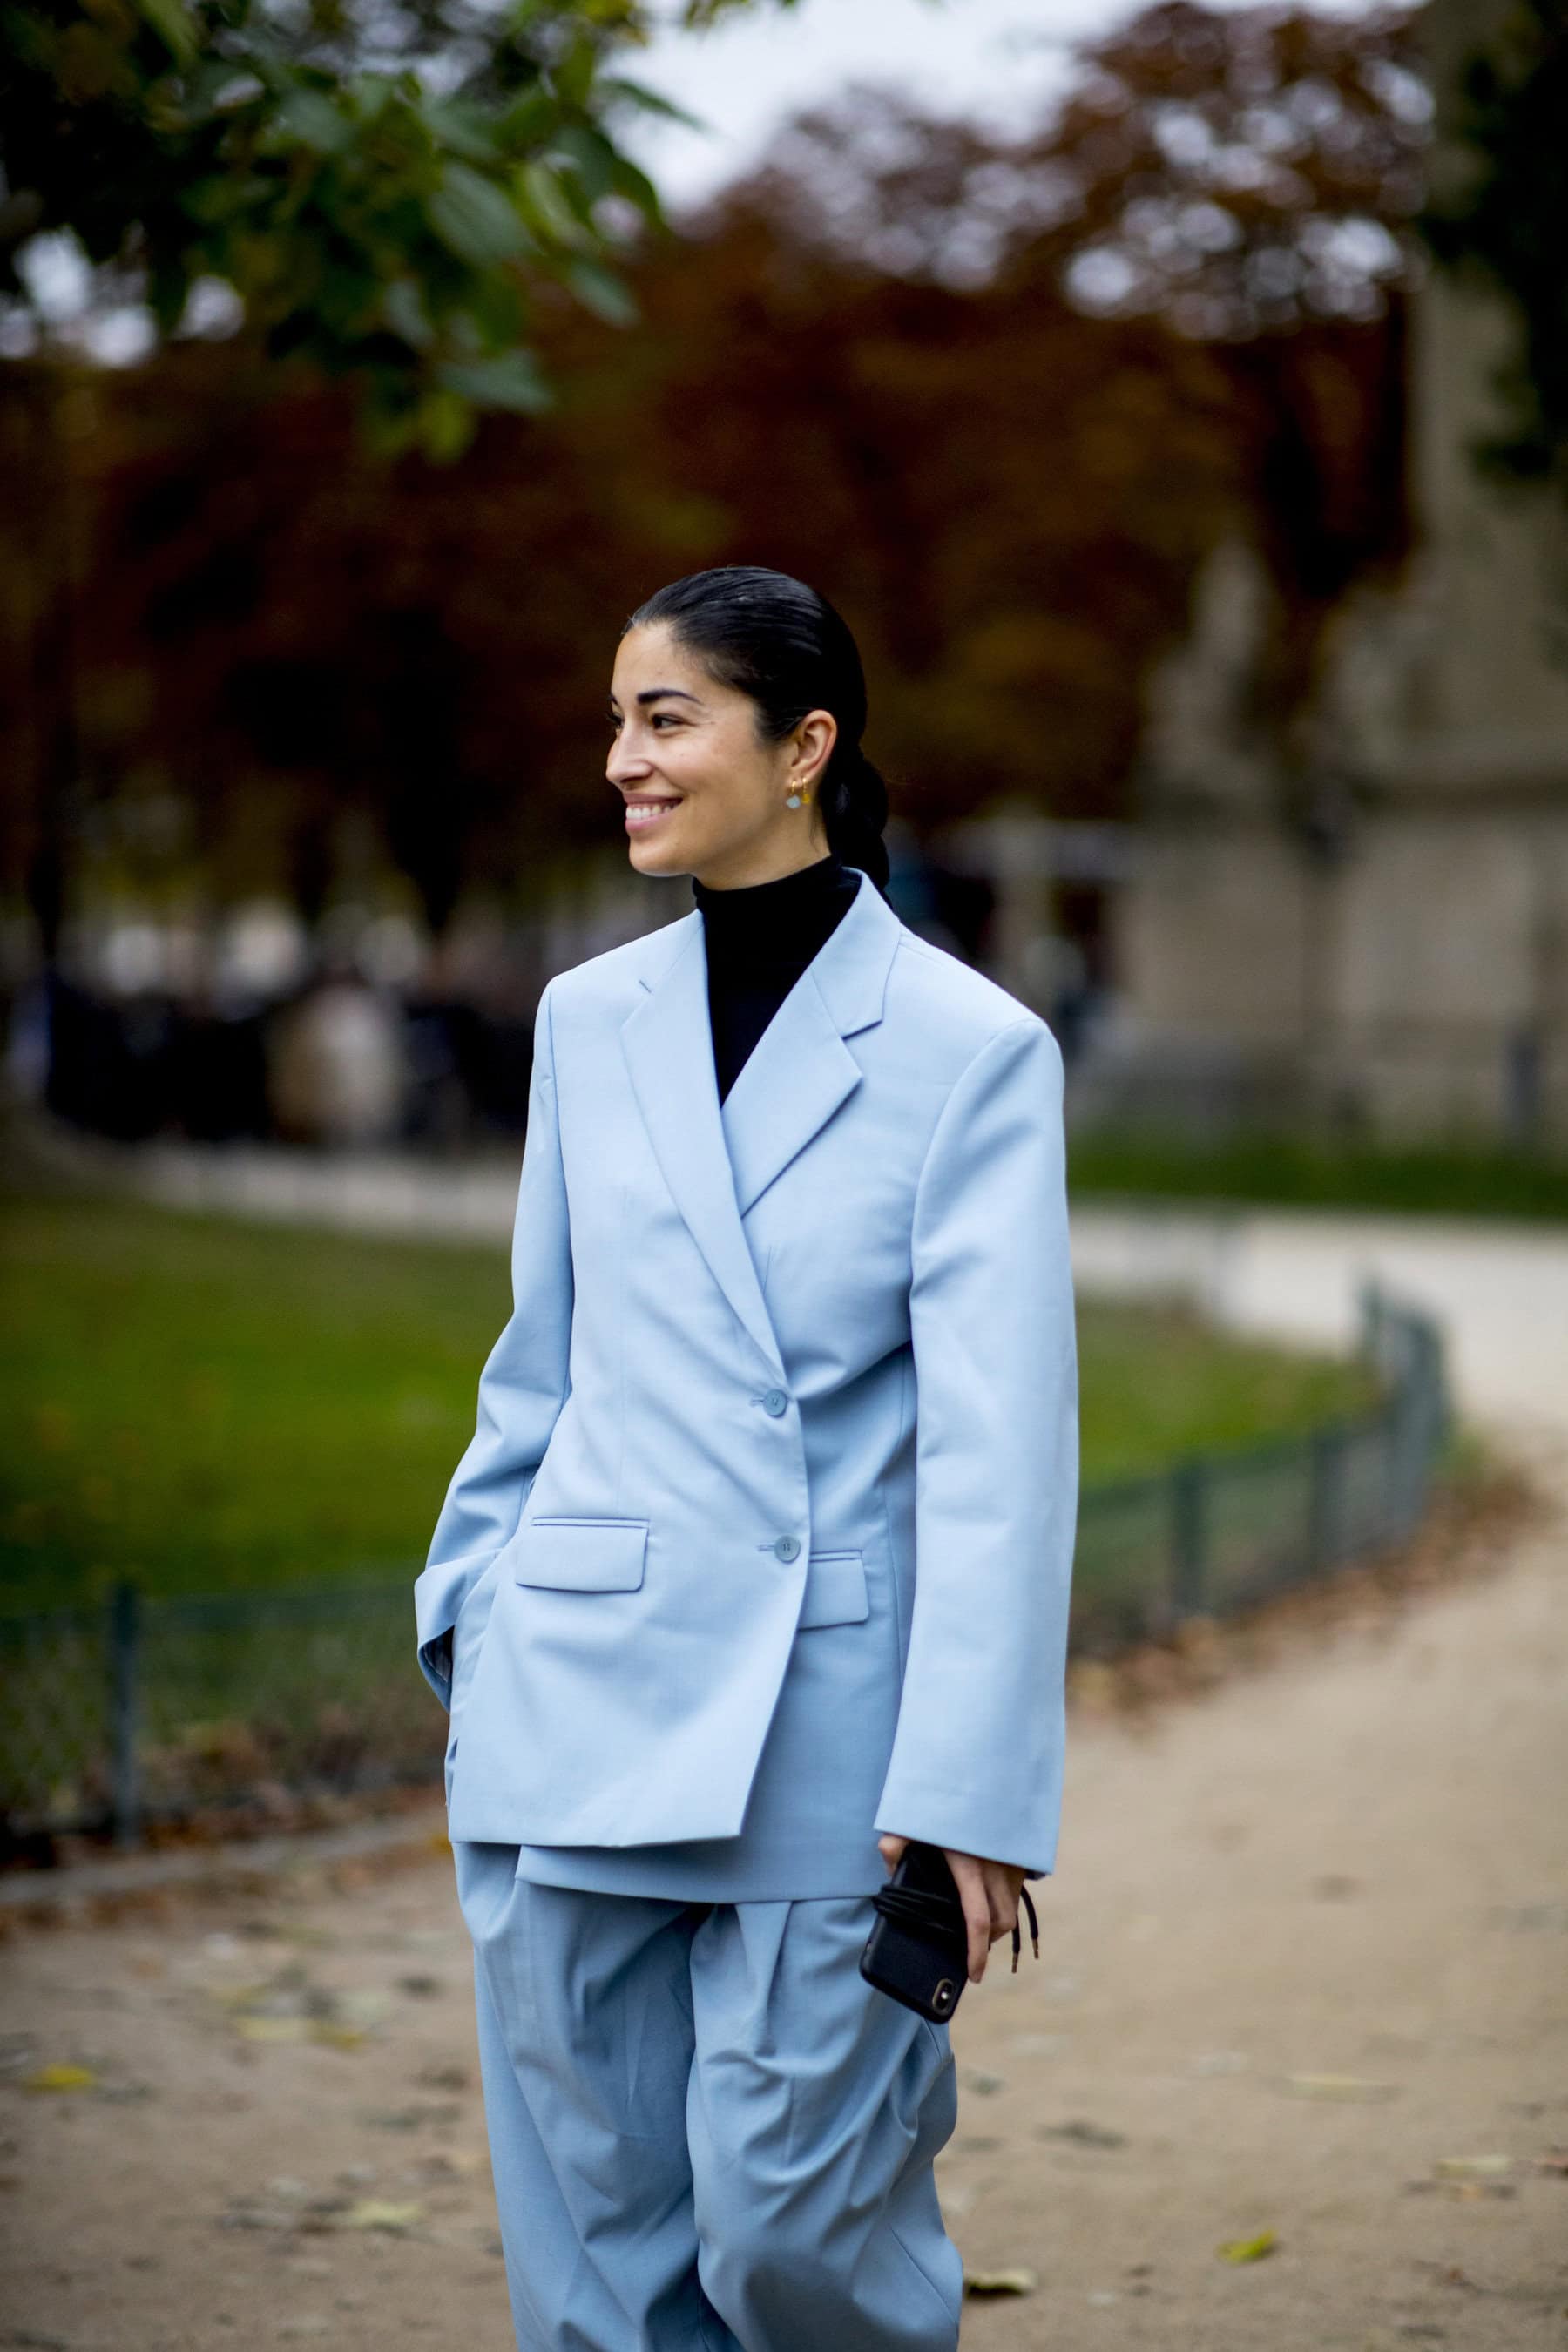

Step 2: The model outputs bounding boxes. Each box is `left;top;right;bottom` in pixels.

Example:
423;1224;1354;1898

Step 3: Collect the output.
416;565;1079;2352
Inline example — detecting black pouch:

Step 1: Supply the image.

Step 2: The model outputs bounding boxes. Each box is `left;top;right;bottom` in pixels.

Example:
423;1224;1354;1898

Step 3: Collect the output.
859;1841;1040;2024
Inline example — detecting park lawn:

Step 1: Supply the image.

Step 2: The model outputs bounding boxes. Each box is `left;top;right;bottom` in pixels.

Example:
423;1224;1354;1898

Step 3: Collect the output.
3;1188;1382;1615
1069;1125;1568;1222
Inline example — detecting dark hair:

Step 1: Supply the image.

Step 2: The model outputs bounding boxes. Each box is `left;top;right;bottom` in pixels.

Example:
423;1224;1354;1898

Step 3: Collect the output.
622;565;891;892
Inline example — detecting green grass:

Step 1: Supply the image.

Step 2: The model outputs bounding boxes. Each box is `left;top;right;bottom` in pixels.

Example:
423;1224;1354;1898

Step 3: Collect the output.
1068;1125;1568;1223
3;1191;510;1615
3;1188;1383;1615
1073;1294;1382;1484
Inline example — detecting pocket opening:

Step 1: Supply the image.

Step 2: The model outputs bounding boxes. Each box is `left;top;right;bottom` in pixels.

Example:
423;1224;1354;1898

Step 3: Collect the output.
504;1516;649;1592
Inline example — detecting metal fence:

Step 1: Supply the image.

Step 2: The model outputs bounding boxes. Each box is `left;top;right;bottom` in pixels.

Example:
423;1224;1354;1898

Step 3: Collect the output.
2;1278;1449;1857
1068;1281;1449;1653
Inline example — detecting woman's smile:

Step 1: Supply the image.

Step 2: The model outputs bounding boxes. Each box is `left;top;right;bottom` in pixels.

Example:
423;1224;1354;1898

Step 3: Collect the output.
624;795;684;832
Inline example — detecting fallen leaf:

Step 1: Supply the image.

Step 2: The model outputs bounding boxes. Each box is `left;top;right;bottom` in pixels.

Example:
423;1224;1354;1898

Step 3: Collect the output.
963;2268;1037;2296
1217;2228;1278;2263
336;2199;424;2234
22;2064;98;2092
1281;2074;1398;2102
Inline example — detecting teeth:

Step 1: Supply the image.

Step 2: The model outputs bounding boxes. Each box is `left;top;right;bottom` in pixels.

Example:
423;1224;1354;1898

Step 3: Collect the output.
626;802;679;827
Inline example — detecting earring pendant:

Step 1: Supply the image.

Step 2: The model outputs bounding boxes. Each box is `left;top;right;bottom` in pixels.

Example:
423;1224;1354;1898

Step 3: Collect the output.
786;792;802;808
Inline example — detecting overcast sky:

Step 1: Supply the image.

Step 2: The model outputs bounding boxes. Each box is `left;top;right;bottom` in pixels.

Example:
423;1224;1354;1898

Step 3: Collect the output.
622;0;1382;210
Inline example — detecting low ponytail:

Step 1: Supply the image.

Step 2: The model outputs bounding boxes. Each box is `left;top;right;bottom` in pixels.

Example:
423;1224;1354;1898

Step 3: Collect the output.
820;741;891;892
624;564;893;896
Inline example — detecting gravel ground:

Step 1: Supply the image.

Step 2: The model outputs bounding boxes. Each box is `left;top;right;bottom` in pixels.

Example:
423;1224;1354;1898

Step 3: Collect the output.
1;1411;1564;2352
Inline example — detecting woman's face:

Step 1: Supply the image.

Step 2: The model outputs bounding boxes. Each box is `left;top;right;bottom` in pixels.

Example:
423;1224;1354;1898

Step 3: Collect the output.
607;621;835;889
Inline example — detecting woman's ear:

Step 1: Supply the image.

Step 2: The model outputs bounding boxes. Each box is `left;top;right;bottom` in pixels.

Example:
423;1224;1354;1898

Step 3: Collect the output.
791;708;838;788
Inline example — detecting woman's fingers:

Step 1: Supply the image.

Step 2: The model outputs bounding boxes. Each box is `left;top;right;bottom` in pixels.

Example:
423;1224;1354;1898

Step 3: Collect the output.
882;1844;1029;1984
987;1861;1027;1943
943;1852;995;1982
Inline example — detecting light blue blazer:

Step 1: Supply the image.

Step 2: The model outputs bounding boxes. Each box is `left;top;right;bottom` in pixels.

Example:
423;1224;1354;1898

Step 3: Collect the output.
416;864;1078;1899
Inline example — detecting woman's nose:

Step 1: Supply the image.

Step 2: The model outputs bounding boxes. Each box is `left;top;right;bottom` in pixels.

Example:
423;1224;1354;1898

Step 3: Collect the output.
607;740;652;784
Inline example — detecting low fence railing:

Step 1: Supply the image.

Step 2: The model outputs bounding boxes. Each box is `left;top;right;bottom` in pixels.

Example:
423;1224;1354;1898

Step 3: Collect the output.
1;1279;1449;1860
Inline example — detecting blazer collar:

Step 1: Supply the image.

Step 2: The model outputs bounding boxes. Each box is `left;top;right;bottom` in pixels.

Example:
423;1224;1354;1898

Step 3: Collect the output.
620;867;901;1375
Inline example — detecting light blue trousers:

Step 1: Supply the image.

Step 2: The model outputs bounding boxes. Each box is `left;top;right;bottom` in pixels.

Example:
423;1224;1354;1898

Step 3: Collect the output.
452;1840;965;2352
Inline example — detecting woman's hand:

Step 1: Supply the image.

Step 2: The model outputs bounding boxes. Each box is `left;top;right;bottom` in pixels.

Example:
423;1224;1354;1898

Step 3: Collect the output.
877;1834;1031;1984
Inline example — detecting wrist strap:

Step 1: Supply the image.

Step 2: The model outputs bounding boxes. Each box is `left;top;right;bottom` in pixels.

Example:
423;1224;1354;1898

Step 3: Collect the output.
871;1875;1039;1971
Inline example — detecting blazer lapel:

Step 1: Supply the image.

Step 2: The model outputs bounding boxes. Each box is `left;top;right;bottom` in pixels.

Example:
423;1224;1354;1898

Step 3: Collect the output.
619;867;901;1371
622;909;784;1375
720;869;898;1215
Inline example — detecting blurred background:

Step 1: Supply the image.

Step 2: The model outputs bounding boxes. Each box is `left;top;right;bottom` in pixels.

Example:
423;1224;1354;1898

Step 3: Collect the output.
3;12;1566;2342
1;0;1564;1849
6;0;1565;1172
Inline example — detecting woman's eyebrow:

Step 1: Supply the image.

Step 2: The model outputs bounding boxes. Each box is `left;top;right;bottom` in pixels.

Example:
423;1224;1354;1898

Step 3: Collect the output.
607;686;703;710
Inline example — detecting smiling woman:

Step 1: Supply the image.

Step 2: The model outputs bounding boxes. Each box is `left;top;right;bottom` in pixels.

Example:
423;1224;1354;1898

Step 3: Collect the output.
420;562;1078;2352
606;563;890;889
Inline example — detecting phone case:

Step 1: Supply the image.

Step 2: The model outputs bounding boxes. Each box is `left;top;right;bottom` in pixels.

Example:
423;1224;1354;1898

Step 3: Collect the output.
858;1840;970;2022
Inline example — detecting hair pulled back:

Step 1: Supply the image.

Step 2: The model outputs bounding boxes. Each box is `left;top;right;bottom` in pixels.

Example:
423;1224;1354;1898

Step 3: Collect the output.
623;565;891;893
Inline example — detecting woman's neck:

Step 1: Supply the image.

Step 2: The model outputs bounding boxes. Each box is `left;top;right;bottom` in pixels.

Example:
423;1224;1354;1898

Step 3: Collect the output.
693;854;856;963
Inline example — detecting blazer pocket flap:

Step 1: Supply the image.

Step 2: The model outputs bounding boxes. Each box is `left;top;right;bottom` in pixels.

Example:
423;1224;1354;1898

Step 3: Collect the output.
504;1517;649;1592
797;1549;868;1629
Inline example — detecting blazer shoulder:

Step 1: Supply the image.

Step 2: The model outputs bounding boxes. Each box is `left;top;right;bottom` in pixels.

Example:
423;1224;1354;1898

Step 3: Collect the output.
546;910;697;1017
888;927;1055;1078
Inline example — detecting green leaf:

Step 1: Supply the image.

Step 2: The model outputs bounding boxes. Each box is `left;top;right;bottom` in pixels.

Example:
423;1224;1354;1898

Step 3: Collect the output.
135;0;198;66
496;86;559;152
553;36;598;110
516;159;585;246
597;76;706;132
561;254;639;325
382;277;433;350
551;125;618;204
435;350;553;412
606;148;666;226
1216;2228;1278;2265
420;98;503;169
463;273;527;349
147;253;191;335
271;89;355;157
417;386;476;462
428;164;531;266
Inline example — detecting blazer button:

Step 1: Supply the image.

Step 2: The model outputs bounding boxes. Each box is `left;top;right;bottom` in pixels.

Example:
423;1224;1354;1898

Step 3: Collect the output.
773;1535;801;1562
762;1388;788;1416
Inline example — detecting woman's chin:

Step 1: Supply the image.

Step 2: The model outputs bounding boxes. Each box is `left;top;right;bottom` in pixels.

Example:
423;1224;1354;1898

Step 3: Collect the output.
627;835;690;876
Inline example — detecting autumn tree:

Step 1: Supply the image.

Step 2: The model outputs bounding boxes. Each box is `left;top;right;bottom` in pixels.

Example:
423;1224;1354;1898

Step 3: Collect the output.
1;2;1436;954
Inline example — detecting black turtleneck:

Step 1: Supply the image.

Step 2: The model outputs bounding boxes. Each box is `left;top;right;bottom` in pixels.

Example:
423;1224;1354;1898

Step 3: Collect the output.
692;853;862;1105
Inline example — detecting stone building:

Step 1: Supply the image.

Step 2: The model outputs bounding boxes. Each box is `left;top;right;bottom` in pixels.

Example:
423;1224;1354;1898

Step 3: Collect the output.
995;0;1568;1150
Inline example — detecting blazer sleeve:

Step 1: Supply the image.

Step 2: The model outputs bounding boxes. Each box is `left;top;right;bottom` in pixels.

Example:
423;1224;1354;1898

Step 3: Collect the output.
413;977;574;1710
873;1013;1078;1876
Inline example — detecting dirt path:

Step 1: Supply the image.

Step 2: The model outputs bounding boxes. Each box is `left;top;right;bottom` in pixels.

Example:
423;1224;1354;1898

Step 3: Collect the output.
3;1409;1563;2351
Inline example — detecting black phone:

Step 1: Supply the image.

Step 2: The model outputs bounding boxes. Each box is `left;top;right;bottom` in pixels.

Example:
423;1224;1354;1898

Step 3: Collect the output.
859;1840;970;2023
